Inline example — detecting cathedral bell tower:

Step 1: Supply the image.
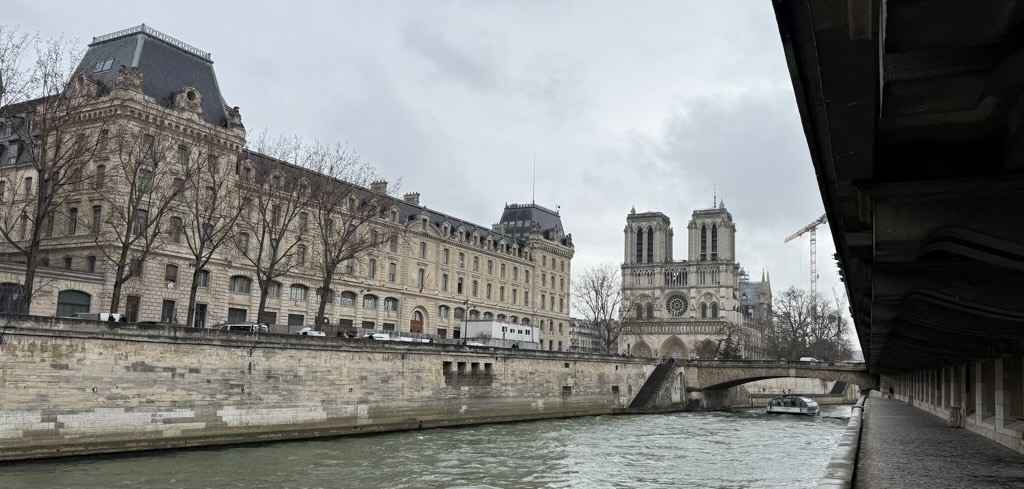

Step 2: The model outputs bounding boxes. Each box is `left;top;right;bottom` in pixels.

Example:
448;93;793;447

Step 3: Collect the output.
624;208;673;265
687;201;736;262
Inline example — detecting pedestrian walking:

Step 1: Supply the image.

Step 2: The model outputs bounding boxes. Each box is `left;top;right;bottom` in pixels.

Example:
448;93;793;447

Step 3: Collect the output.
888;386;895;399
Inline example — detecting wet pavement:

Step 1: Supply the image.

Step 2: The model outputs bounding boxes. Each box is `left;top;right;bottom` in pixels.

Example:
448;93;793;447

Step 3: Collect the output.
855;395;1024;488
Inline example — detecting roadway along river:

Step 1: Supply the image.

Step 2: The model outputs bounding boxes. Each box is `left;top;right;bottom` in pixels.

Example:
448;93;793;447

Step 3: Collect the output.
0;405;852;489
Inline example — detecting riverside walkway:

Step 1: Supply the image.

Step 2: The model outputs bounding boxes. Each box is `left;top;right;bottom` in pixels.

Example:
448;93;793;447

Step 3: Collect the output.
854;395;1024;488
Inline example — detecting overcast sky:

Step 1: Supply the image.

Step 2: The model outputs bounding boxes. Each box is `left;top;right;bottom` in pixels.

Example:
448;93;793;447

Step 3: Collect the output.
10;1;850;342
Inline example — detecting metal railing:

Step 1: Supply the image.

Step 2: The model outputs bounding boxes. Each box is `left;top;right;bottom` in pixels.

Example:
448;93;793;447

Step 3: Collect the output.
91;24;212;61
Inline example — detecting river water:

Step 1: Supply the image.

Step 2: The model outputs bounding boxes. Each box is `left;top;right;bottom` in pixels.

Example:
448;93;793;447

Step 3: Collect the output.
0;405;852;489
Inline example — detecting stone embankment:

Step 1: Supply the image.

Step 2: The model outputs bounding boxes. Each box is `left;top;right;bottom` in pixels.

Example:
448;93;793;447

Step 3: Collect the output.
0;316;655;462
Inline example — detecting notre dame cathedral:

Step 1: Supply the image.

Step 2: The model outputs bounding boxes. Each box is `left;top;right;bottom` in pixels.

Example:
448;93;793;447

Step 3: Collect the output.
621;202;771;359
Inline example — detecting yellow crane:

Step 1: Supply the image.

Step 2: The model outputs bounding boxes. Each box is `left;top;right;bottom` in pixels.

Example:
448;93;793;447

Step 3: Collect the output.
784;214;827;299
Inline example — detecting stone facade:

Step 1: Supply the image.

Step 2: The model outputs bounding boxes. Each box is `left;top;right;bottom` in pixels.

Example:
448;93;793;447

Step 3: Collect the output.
0;26;575;348
620;203;770;359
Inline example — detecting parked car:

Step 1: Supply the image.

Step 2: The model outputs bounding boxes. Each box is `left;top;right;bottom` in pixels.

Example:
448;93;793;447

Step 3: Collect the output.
221;324;269;333
798;357;820;364
72;312;125;322
296;327;326;336
363;333;391;341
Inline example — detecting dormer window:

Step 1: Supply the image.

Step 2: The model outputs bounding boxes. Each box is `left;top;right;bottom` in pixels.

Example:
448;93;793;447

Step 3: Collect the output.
93;59;114;73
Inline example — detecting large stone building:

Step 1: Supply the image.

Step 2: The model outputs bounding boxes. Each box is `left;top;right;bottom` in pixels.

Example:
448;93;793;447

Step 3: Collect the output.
0;25;575;349
620;202;770;358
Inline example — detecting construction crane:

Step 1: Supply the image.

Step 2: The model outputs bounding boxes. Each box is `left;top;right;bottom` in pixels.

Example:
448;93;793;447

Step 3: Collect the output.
784;214;828;299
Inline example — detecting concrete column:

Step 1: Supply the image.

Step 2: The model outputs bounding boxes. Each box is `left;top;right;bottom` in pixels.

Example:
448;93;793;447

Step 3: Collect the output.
940;368;947;409
975;360;984;425
995;358;1006;430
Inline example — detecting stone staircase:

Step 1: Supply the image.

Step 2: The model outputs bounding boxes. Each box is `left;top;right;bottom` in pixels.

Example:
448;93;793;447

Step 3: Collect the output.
628;361;677;410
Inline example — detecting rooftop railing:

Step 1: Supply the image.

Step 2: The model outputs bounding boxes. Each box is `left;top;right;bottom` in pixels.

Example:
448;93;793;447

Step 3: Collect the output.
91;24;211;61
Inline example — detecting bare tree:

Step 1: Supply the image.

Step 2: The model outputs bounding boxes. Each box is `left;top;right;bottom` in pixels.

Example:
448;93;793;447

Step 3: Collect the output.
766;286;852;361
0;31;110;312
235;134;311;325
299;141;395;328
94;123;195;314
572;264;638;354
177;142;243;327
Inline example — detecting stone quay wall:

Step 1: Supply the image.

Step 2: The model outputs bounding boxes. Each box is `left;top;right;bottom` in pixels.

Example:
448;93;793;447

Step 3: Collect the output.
0;317;654;462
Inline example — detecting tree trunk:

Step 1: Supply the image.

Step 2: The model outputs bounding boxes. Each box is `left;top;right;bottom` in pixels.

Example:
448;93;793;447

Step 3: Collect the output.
256;277;270;326
19;257;36;315
185;264;202;328
108;263;127;314
314;269;335;329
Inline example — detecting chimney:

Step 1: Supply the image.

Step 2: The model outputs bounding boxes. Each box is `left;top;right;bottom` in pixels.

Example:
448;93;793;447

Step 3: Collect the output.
370;180;388;194
403;192;421;205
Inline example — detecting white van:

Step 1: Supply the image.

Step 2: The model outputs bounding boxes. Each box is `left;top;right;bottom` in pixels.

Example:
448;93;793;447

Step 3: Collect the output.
363;333;391;341
221;324;269;333
72;312;124;322
798;357;820;364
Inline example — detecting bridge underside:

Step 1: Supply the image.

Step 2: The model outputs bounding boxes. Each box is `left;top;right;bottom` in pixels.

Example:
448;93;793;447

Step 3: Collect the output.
774;0;1024;375
694;366;878;391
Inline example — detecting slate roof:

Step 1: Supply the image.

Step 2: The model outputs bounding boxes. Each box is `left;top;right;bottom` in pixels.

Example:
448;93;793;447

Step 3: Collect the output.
239;150;569;249
498;204;565;241
75;25;230;127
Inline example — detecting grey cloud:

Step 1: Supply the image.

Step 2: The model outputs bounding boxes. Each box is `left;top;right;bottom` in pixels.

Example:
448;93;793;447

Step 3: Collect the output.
402;21;507;91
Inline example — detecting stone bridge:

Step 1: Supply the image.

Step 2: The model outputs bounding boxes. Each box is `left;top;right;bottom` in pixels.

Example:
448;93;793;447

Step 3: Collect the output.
683;359;878;392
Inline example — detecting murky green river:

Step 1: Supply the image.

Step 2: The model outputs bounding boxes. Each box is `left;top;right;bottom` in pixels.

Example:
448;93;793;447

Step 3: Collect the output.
0;405;852;489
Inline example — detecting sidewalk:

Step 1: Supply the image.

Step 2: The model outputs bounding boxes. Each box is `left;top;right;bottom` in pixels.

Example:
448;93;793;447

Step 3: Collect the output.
854;395;1024;488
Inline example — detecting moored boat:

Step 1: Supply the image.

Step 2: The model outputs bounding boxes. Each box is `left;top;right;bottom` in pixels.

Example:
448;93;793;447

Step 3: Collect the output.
766;395;820;416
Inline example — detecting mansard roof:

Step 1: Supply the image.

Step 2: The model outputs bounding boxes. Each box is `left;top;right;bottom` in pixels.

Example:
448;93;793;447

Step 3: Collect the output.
76;25;230;127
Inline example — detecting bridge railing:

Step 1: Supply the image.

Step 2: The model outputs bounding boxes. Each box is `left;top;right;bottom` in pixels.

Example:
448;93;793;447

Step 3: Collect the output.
681;358;867;369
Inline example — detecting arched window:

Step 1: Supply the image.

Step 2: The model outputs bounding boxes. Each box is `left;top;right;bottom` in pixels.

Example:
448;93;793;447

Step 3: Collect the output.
384;297;399;312
646;303;654;319
454;307;465;320
635;303;643;319
316;287;335;303
413;310;424;321
289;284;308;301
229;276;251;294
363;295;378;309
646;227;654;263
700;225;707;261
56;290;91;317
268;281;282;298
483;312;493;320
340;291;356;306
711;302;719;318
521;318;530;325
700;303;708;318
496;314;507;322
711;224;718;260
439;305;450;320
630;228;638;263
469;309;480;320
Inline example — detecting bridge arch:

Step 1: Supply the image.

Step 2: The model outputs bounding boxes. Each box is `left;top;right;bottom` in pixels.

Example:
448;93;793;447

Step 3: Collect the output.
688;362;878;391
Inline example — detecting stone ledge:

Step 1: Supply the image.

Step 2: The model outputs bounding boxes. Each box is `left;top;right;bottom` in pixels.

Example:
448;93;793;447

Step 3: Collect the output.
816;393;866;489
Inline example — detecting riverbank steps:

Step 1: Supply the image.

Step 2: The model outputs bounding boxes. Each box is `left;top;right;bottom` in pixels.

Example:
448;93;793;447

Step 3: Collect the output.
0;317;656;462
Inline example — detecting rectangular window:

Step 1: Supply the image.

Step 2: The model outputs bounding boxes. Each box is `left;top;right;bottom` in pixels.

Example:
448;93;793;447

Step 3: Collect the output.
161;300;176;323
442;274;449;291
525;270;530;284
471;362;480;374
486;283;492;299
500;263;506;278
457;362;466;375
170;217;183;243
473;256;479;272
524;292;529;306
165;264;178;284
459;253;465;268
472;280;478;297
133;209;148;236
228;308;247;323
67;207;78;235
487;260;493;274
23;176;32;195
443;361;453;375
443;249;450;265
87;255;96;272
484;363;493;375
388;263;397;282
437;328;448;338
197;270;209;288
290;286;307;301
457;278;464;294
417;269;425;288
420;242;427;258
298;212;308;234
368;259;377;279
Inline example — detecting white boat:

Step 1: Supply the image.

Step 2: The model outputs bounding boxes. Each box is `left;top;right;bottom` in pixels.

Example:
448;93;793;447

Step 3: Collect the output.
766;395;820;416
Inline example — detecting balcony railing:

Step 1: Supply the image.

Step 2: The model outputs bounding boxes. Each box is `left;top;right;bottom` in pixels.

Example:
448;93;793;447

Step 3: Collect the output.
92;24;212;61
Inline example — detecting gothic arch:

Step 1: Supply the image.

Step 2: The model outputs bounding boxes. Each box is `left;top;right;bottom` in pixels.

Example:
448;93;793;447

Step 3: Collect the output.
660;336;689;359
645;303;655;319
631;340;654;358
